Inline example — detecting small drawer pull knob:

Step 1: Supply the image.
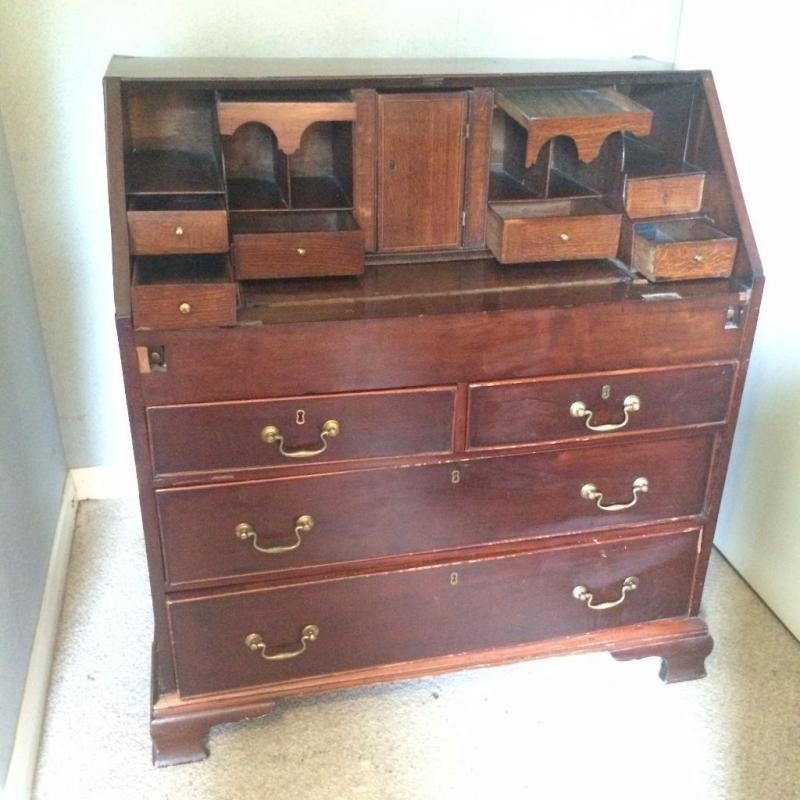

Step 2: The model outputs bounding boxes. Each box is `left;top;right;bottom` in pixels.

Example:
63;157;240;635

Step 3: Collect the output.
693;254;704;263
296;247;307;256
559;232;570;242
178;302;192;315
245;625;319;662
570;394;640;432
580;476;649;512
235;515;314;554
175;226;184;236
573;576;639;610
261;419;340;458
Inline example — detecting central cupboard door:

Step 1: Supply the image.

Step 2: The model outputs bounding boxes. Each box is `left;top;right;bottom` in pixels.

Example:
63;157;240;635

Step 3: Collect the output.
378;93;467;251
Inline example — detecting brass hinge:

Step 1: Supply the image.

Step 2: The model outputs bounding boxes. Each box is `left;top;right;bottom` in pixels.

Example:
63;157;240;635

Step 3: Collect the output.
461;211;467;227
465;122;470;140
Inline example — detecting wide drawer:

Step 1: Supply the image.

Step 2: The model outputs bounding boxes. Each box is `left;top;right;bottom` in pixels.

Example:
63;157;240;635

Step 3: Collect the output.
147;386;456;477
468;363;735;449
157;434;713;587
168;527;700;697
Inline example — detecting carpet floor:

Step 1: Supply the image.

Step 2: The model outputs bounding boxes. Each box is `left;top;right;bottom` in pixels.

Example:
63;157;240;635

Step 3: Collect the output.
33;499;800;800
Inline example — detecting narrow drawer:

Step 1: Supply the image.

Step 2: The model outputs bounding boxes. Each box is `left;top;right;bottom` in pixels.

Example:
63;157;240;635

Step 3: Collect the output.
230;211;364;280
147;386;456;477
486;198;621;263
157;434;713;587
468;363;735;449
127;197;228;256
168;527;700;696
132;255;237;330
631;219;737;282
624;174;705;220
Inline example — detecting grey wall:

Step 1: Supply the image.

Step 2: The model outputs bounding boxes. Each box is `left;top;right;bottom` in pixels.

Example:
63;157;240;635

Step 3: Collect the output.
0;112;67;785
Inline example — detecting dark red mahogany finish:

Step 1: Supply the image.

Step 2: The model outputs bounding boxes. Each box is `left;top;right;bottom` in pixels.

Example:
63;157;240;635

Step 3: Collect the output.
105;57;762;766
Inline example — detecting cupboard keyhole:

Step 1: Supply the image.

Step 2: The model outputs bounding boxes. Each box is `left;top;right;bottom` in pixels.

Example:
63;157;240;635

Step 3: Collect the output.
295;409;306;425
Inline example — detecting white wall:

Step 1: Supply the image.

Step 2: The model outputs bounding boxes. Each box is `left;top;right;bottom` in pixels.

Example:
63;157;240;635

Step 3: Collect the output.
675;1;800;638
0;0;682;470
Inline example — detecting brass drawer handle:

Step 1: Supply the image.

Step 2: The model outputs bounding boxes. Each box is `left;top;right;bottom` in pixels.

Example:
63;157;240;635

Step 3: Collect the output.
235;515;314;554
573;576;639;610
245;625;319;661
580;476;649;511
260;419;340;458
570;394;640;432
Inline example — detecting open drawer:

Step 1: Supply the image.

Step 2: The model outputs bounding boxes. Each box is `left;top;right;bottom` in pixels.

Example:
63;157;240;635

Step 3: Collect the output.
631;219;737;282
486;197;621;264
230;210;365;279
131;255;238;330
621;135;705;219
127;195;229;256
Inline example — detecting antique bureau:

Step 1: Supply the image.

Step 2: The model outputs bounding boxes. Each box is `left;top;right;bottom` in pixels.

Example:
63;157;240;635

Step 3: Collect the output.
103;56;763;766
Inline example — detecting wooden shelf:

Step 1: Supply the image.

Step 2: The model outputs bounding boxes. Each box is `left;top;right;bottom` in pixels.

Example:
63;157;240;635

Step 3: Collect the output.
496;87;652;166
126;150;224;195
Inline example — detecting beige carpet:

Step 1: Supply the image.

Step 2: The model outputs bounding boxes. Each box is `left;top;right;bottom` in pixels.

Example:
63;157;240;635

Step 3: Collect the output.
34;500;800;800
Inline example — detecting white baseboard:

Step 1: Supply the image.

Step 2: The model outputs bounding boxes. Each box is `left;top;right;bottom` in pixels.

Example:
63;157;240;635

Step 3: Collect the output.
70;464;137;500
2;473;78;800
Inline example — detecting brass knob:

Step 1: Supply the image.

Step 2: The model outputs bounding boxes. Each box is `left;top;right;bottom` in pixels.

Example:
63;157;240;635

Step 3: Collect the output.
559;232;570;242
296;247;307;256
175;226;184;236
693;254;704;263
178;302;192;315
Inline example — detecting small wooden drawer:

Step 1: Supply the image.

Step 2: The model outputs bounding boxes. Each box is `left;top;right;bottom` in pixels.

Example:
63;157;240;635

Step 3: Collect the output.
486;198;621;264
147;386;455;478
168;527;699;696
468;363;734;449
127;196;228;256
230;211;364;279
131;255;237;330
156;434;713;588
621;135;705;219
631;219;737;282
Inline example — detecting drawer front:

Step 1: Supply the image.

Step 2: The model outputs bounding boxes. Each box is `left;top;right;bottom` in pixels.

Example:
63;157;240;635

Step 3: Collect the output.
132;282;238;330
624;174;704;219
157;434;713;587
490;212;621;263
468;363;735;449
231;229;364;280
128;210;229;256
147;387;456;477
168;527;700;696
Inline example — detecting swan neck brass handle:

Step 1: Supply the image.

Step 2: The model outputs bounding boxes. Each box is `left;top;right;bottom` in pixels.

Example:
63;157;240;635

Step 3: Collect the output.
573;576;639;610
245;625;319;661
261;419;340;458
235;515;314;554
580;476;649;512
570;394;640;432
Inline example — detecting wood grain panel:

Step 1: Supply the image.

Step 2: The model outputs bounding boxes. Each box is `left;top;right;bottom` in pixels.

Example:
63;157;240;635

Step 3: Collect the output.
462;88;494;248
168;527;699;696
378;93;467;251
352;89;378;251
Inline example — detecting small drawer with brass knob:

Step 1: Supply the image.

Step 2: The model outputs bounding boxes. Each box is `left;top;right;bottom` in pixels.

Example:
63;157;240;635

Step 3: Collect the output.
131;254;237;330
127;196;228;256
630;218;737;282
230;210;364;280
486;197;621;264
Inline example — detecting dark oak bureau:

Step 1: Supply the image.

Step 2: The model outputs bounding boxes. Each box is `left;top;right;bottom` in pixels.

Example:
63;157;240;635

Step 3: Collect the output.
103;56;763;766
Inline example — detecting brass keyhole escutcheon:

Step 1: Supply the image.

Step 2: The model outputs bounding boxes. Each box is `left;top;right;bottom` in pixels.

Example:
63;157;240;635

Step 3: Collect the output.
388;159;396;170
450;572;459;586
295;409;306;425
178;302;192;315
451;469;461;484
601;384;611;400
